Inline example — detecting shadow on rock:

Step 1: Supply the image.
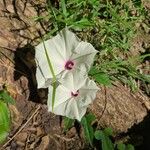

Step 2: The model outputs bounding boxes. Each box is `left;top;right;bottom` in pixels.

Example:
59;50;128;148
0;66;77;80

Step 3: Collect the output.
14;43;48;104
127;114;150;149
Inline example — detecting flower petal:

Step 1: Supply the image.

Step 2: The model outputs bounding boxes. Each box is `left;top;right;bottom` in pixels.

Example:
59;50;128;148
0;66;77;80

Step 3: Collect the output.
47;85;71;111
35;63;47;88
35;28;82;88
36;40;65;73
60;28;80;58
65;99;87;121
35;40;65;88
59;69;87;92
48;71;99;121
71;41;98;72
79;78;99;106
49;100;69;116
50;97;87;121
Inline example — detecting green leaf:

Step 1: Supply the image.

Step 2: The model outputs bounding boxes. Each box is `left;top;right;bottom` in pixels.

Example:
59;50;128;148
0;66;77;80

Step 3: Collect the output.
94;130;103;140
126;144;134;150
61;0;68;17
94;73;111;85
81;113;96;146
0;101;10;143
117;143;134;150
0;90;15;104
85;113;96;124
104;128;113;136
89;67;111;85
94;130;114;150
0;131;8;144
89;66;99;75
117;143;126;150
73;18;93;29
63;117;75;132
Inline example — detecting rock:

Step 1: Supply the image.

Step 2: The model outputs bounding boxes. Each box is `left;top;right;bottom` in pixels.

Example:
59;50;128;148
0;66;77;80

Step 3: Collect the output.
0;0;47;50
66;127;76;138
37;135;50;150
89;83;150;134
16;141;25;147
14;132;28;143
36;127;44;137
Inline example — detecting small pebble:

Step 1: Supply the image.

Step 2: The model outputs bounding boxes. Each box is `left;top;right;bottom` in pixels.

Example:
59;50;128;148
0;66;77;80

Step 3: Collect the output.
36;127;44;136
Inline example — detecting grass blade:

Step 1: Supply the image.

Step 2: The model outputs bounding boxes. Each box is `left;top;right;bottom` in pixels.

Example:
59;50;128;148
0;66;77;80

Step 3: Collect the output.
42;39;57;111
61;0;67;17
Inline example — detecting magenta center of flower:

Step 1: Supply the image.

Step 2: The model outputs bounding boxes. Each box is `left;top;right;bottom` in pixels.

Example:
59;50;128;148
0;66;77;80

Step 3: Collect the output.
71;90;79;97
65;60;74;70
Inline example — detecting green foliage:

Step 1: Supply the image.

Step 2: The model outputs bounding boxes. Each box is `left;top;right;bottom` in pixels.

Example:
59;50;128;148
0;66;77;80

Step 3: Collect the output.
0;101;10;143
0;89;15;143
89;67;111;86
34;0;149;92
64;114;134;150
35;0;97;36
0;90;15;104
95;128;114;150
94;128;135;150
95;54;150;91
117;143;126;150
117;143;135;150
81;113;96;146
39;0;144;50
126;144;135;150
63;117;75;132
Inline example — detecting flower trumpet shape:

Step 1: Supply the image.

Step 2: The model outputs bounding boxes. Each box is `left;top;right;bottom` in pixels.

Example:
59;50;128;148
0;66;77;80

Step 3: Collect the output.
35;28;98;88
48;71;99;121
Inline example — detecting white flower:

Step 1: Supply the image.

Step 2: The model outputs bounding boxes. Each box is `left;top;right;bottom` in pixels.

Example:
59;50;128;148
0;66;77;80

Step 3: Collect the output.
35;28;98;88
47;70;99;121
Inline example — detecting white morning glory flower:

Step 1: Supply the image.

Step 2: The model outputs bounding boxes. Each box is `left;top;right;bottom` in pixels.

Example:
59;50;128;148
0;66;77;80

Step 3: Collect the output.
35;28;98;88
47;70;99;121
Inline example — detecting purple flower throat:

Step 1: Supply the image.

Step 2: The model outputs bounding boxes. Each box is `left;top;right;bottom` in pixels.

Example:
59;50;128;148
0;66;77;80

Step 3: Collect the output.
65;60;74;70
71;90;79;97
